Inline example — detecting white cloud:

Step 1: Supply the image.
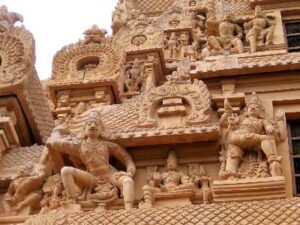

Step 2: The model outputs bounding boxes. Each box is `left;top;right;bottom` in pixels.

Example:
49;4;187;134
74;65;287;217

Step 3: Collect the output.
1;0;118;80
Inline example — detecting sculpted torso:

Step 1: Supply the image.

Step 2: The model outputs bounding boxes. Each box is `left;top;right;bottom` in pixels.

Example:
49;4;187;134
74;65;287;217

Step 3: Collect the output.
161;171;181;190
219;22;235;37
252;17;267;30
80;140;110;176
238;116;264;134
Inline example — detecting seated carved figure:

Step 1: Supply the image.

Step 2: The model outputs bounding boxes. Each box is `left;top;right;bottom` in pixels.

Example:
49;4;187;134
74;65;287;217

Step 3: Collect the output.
3;164;44;215
219;93;286;179
208;14;244;54
244;6;274;53
46;111;136;209
140;151;194;207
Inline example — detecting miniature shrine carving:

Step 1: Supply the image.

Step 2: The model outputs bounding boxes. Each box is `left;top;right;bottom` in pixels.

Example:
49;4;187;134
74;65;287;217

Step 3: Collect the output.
46;111;136;210
219;94;286;180
244;6;274;53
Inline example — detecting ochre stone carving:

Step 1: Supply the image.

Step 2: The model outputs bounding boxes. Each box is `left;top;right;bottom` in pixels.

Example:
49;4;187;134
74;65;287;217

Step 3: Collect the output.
244;5;274;53
0;5;23;32
219;93;286;180
207;14;244;54
137;58;211;128
40;174;64;214
164;32;181;59
47;111;136;210
3;163;44;215
2;0;300;224
139;151;195;208
124;59;146;93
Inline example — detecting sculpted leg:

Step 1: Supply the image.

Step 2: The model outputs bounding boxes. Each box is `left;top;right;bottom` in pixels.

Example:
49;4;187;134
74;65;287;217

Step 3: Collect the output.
225;145;243;176
61;167;81;199
61;167;97;200
247;31;257;53
208;36;222;52
261;138;283;177
121;176;135;209
232;38;244;54
17;193;41;212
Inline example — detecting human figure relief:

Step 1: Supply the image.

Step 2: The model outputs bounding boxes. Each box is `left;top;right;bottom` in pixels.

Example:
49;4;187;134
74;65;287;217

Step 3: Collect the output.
3;164;44;215
124;59;146;93
0;5;23;32
219;93;286;179
140;151;194;207
40;175;64;215
208;14;244;54
244;6;275;53
46;111;136;209
164;32;181;59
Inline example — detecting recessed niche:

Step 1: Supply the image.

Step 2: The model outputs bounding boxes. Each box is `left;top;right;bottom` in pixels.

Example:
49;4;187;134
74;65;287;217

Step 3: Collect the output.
76;56;100;71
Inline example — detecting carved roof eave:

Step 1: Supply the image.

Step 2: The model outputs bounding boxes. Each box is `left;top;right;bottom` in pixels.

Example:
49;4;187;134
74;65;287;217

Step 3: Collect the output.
25;198;300;224
190;52;300;79
250;0;299;8
0;145;43;187
47;74;121;107
110;124;219;147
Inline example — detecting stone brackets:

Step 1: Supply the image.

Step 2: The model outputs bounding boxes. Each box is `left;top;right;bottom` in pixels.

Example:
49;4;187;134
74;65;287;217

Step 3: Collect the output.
213;176;286;202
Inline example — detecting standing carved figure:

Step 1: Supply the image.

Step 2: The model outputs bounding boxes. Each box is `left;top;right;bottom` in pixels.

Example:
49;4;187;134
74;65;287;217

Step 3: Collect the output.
208;14;244;54
244;6;274;53
219;93;286;179
47;111;136;209
0;5;23;32
124;59;146;93
164;32;181;59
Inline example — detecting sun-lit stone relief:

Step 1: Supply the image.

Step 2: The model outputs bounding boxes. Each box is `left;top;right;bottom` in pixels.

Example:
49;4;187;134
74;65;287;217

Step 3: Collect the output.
2;0;300;224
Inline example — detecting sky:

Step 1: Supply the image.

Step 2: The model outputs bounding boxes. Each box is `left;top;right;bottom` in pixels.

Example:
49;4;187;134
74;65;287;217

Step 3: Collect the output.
1;0;118;80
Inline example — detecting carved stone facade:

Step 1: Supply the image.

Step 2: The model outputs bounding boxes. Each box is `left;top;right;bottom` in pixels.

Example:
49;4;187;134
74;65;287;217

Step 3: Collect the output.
1;0;300;224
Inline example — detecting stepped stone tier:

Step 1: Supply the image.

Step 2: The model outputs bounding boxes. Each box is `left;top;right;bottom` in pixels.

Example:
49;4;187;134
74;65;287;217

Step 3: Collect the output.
1;0;300;224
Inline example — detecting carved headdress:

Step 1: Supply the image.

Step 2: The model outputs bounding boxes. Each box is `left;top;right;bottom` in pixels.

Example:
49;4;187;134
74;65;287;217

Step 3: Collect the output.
83;110;110;138
245;92;266;118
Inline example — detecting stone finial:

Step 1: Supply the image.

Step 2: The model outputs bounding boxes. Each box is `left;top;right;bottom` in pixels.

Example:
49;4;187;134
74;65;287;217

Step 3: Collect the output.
0;5;23;32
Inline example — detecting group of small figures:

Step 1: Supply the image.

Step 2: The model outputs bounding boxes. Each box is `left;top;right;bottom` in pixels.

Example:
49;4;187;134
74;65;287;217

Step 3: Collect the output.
164;5;275;61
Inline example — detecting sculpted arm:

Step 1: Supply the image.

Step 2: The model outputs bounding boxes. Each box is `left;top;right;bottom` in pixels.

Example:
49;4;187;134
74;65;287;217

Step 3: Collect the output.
46;138;81;158
235;24;243;39
108;142;136;176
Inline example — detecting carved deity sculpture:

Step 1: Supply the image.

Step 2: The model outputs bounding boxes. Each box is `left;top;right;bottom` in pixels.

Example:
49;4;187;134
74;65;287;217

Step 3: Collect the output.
0;5;23;32
244;6;274;53
46;111;136;209
208;14;244;54
83;25;107;45
3;164;44;215
219;93;286;180
124;59;146;93
140;151;194;207
164;32;181;59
